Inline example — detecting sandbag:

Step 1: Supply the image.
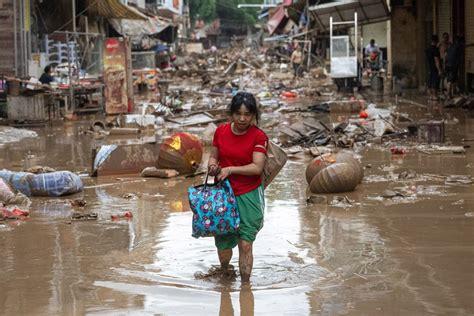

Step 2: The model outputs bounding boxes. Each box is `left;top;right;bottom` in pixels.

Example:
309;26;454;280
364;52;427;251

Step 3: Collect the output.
0;169;83;197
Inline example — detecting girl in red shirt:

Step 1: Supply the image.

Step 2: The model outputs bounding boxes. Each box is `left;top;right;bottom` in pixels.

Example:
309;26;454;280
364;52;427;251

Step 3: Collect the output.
208;92;268;284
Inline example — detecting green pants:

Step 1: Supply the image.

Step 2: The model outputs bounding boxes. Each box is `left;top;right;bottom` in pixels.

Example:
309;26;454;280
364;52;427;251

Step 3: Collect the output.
215;185;265;250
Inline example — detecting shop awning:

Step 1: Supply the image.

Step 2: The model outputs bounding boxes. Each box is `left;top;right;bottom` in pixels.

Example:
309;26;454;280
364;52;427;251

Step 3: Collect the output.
109;16;176;43
267;6;288;35
96;0;147;20
308;0;390;30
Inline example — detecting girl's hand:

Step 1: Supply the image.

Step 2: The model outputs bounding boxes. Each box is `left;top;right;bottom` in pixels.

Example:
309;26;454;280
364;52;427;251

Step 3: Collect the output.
216;167;232;181
208;164;221;176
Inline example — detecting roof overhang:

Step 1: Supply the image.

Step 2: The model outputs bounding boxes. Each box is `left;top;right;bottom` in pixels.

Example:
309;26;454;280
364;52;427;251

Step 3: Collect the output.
96;0;147;20
308;0;390;31
109;16;176;44
267;6;289;35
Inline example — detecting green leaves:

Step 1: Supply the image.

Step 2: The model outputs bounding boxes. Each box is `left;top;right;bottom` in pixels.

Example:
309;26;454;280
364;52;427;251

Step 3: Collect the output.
187;0;260;28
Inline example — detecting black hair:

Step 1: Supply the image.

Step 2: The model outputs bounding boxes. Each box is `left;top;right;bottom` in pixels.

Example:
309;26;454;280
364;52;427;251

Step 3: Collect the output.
432;34;439;43
229;91;260;124
370;39;375;45
44;65;52;74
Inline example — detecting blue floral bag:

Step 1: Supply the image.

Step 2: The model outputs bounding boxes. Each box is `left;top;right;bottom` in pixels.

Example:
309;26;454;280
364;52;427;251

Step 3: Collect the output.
187;176;240;238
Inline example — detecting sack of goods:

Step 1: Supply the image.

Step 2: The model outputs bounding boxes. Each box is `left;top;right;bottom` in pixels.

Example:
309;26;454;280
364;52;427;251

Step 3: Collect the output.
187;177;240;238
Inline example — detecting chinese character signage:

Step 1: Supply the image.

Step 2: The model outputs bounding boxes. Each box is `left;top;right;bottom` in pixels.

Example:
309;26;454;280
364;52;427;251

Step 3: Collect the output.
103;38;130;114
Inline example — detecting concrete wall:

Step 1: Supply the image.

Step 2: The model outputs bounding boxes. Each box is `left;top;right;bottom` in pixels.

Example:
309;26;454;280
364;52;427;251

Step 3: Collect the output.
437;0;452;36
390;6;418;85
362;22;388;48
466;1;474;75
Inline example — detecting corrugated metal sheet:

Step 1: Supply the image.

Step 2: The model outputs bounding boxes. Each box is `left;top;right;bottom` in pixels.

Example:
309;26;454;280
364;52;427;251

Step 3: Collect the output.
308;0;390;30
96;0;147;20
7;94;47;122
267;5;287;35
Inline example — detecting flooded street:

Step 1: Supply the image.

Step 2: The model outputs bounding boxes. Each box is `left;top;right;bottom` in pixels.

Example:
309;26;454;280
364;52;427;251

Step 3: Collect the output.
0;100;473;315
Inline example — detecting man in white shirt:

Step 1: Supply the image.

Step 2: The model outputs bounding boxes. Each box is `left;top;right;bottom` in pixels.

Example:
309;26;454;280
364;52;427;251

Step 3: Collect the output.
365;39;381;69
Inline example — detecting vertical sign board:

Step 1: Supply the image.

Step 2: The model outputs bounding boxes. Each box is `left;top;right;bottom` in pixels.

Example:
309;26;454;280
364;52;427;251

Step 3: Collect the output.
163;0;183;15
103;37;129;114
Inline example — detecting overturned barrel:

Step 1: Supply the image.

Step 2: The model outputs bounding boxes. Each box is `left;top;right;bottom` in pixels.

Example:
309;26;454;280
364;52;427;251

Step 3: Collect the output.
305;151;363;194
157;132;203;175
309;162;358;194
305;153;335;185
335;152;364;183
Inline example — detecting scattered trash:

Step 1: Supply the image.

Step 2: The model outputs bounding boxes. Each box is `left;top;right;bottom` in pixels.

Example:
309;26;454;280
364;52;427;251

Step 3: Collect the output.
109;127;141;135
70;198;87;208
0;126;37;145
111;211;133;221
121;193;138;200
0;207;29;220
306;194;327;204
329;196;354;209
71;212;98;221
398;170;417;180
140;167;179;178
416;145;466;155
390;147;407;155
381;190;405;199
445;175;473;185
0;178;31;207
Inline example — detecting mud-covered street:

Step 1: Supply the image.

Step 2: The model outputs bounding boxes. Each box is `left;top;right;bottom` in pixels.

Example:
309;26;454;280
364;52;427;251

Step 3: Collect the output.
1;0;474;314
1;97;473;315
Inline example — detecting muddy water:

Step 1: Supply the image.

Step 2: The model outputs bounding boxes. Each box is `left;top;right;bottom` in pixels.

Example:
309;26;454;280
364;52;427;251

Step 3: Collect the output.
0;100;473;315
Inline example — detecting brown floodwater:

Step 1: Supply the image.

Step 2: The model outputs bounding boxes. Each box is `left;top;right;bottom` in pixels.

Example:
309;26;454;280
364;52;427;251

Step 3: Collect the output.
0;98;473;315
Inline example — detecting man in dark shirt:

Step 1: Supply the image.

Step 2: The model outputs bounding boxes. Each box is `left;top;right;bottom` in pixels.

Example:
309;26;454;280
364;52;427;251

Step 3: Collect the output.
445;36;463;99
425;35;442;100
39;65;55;85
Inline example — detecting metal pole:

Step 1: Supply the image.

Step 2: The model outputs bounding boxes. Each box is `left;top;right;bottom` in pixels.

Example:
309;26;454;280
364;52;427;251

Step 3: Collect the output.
26;0;31;76
329;16;333;61
305;0;311;70
67;32;74;113
19;0;24;76
354;12;358;62
13;0;18;76
72;0;77;33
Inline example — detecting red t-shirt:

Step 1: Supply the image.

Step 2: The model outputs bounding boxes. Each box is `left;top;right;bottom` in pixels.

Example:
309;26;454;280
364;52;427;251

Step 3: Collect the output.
213;123;268;195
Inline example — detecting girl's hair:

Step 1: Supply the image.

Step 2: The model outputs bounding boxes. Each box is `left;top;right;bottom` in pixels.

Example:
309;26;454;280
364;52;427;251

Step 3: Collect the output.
229;91;260;124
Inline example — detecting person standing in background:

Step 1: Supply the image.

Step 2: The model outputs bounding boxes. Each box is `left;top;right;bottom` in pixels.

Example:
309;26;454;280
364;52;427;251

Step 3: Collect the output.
425;35;442;101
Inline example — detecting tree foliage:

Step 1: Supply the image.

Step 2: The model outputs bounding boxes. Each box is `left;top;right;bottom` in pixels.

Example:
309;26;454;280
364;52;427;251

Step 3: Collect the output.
188;0;216;23
187;0;260;30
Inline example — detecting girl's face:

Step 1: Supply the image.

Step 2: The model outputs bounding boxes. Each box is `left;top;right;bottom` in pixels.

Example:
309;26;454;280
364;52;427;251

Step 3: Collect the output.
232;104;254;132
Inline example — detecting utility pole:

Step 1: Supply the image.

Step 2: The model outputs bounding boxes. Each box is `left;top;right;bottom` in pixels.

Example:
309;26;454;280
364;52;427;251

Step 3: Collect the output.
183;4;189;53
